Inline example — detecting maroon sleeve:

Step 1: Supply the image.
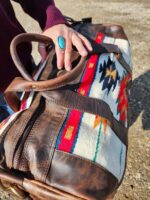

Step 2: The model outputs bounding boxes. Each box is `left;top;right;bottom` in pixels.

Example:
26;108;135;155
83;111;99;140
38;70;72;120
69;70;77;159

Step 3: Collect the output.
12;0;67;30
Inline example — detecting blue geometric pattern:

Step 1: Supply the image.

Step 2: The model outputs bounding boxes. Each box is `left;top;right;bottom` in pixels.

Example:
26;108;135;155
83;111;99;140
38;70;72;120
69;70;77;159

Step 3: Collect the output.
99;57;120;94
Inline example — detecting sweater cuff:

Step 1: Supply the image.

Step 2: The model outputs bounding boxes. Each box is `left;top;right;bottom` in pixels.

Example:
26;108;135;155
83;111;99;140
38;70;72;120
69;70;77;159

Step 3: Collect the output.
44;5;67;30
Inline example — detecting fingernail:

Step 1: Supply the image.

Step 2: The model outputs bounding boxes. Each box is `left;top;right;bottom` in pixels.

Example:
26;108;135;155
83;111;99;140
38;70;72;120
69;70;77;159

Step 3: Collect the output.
89;46;93;51
58;66;63;69
82;51;88;57
66;66;72;71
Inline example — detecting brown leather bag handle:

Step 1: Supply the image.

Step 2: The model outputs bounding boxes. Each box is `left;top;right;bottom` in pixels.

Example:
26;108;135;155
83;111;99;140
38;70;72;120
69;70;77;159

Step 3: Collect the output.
10;33;87;91
5;33;122;111
10;33;122;92
6;33;87;111
10;33;121;88
10;33;52;81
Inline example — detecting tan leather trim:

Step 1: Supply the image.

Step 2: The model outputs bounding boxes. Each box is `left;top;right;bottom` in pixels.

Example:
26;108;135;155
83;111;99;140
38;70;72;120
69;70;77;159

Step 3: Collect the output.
47;150;118;200
23;179;84;200
4;100;40;168
0;169;23;186
15;101;68;183
0;168;83;200
76;23;128;40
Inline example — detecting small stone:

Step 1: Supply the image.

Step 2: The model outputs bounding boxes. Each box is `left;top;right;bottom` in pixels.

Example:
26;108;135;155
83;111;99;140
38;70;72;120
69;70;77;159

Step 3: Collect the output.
130;184;134;189
135;173;141;179
124;193;129;198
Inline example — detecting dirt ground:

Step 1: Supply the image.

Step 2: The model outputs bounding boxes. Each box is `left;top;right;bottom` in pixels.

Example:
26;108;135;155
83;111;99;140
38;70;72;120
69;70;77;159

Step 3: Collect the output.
0;0;149;199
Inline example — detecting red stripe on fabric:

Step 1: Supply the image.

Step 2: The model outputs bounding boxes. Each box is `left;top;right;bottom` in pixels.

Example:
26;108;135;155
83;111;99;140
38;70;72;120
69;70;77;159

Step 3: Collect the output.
0;116;10;129
57;110;82;151
78;33;104;96
57;32;104;152
20;93;30;110
21;101;26;110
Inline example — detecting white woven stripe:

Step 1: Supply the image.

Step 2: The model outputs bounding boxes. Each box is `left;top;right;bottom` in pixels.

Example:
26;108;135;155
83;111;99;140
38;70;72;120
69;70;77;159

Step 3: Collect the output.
73;113;99;160
114;38;132;68
96;125;126;181
103;36;132;69
103;37;115;44
72;111;126;181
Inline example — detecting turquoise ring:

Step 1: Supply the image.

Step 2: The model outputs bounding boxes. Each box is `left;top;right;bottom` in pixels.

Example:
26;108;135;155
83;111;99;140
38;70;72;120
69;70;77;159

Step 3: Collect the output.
58;36;66;50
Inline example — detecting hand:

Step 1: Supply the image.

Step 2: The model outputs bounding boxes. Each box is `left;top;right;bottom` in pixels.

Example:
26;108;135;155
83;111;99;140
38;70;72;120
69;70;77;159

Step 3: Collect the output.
42;24;93;71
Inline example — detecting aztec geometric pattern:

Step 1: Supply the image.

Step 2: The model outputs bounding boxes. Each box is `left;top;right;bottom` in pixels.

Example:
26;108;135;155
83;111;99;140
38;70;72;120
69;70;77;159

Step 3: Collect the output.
117;73;132;126
56;32;132;181
99;57;120;94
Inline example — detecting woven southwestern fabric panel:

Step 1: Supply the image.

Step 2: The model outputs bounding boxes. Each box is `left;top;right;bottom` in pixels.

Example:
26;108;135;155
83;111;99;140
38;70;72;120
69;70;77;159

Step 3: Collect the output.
55;32;132;181
56;109;126;181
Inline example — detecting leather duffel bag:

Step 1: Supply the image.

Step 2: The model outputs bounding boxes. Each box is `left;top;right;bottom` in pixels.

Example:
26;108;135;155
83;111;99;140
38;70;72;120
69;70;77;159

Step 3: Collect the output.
0;18;132;200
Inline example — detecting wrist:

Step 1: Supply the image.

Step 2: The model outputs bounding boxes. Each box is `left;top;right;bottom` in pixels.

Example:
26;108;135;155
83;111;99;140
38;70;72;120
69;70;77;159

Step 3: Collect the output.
44;5;68;30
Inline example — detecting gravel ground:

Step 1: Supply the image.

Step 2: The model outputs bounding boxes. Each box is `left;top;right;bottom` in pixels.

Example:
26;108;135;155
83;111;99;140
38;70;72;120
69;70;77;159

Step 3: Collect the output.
0;0;150;199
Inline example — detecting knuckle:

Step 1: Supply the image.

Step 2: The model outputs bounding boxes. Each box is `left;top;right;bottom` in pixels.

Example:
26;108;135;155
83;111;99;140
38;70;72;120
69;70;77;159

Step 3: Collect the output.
81;50;88;57
66;48;72;53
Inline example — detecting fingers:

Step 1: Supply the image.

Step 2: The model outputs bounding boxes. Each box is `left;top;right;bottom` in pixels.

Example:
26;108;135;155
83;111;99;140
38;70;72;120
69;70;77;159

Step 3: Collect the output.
77;33;93;52
64;34;72;71
57;32;92;71
42;24;93;71
55;37;72;71
38;43;49;62
55;44;64;69
72;33;88;57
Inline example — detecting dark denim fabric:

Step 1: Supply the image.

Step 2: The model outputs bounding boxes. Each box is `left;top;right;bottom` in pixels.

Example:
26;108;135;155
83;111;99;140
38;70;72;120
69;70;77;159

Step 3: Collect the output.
0;93;13;122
